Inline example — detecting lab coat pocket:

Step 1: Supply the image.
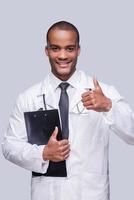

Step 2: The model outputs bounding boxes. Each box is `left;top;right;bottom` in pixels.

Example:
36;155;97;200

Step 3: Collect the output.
31;177;53;200
82;173;109;200
71;100;89;114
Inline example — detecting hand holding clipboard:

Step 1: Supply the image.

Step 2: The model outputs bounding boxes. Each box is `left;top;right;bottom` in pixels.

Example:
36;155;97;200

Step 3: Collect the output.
24;94;68;177
43;126;70;162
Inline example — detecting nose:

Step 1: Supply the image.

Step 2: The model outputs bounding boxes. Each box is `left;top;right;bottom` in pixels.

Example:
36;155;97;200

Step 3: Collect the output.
58;49;67;60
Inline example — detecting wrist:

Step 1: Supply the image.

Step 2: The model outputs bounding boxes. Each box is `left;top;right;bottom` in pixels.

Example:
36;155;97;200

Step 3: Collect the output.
105;98;112;112
42;145;49;161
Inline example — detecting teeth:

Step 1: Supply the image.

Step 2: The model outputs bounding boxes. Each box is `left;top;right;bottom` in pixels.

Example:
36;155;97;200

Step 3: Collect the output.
58;62;70;65
58;63;68;66
59;63;68;65
59;63;67;64
56;61;71;66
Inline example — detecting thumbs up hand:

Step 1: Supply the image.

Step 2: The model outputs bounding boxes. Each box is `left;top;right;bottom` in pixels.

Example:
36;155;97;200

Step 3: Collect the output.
42;127;70;162
81;77;112;112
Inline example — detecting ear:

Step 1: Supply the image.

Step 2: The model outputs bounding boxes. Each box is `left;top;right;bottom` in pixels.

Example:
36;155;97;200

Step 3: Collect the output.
77;45;81;56
45;46;49;57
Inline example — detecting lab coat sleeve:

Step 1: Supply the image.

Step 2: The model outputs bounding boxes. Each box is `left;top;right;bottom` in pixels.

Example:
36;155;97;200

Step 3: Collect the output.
103;86;134;145
2;94;49;173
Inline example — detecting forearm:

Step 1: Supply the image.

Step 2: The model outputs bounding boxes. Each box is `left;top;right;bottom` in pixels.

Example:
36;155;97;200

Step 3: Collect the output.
2;137;49;173
103;99;134;144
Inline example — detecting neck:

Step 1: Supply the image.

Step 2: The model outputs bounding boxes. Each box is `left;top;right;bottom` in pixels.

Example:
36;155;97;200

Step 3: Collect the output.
52;69;76;81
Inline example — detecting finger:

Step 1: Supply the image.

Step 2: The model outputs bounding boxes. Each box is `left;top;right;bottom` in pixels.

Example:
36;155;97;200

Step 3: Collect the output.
81;91;90;98
86;105;94;110
83;101;93;108
64;153;70;160
51;126;58;139
60;143;70;152
59;139;69;145
61;149;70;157
81;90;94;99
86;102;102;111
57;148;70;161
57;154;70;162
81;93;94;103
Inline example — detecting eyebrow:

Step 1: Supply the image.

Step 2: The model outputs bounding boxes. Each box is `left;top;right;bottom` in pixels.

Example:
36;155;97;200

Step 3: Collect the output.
48;44;77;48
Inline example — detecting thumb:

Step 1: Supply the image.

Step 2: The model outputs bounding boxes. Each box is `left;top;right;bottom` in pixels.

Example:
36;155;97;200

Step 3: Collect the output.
93;77;101;91
51;126;58;140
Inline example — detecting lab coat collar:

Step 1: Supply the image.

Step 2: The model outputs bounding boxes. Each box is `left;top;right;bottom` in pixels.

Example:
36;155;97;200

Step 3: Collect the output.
36;70;94;111
48;70;81;90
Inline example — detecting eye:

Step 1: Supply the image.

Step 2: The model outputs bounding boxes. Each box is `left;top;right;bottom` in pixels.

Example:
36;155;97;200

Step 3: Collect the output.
50;46;60;52
66;46;75;52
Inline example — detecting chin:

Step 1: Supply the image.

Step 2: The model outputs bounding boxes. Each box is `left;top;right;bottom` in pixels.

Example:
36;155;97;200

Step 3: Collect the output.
55;69;73;80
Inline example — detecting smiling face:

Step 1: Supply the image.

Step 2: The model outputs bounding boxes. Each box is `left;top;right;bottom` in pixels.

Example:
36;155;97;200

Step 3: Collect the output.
45;28;80;81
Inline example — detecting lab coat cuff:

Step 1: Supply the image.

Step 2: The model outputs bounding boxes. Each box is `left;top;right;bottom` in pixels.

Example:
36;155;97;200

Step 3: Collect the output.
38;145;49;173
102;99;117;125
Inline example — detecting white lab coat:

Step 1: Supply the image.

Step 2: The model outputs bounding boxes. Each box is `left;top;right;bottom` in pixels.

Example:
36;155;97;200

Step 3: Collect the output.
2;70;134;200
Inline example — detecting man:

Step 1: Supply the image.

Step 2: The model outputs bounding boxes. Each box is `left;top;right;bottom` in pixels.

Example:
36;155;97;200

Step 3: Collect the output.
2;21;134;200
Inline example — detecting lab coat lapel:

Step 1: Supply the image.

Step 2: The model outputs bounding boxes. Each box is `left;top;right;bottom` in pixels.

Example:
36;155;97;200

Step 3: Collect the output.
69;72;94;112
69;87;84;112
45;90;58;109
36;77;58;110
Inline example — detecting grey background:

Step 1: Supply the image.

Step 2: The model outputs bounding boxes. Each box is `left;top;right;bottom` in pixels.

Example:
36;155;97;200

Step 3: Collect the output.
0;0;134;199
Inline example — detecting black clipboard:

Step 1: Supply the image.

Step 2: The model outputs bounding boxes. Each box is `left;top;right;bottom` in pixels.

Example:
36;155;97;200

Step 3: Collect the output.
24;94;67;177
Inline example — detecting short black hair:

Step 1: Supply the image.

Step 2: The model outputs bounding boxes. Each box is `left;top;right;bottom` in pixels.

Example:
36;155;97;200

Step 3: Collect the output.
46;21;80;46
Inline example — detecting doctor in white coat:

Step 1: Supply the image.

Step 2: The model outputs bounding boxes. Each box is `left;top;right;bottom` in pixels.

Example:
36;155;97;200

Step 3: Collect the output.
2;21;134;200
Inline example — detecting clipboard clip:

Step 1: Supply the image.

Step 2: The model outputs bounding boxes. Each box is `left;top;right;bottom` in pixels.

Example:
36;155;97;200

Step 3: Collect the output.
38;94;47;111
43;94;47;110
